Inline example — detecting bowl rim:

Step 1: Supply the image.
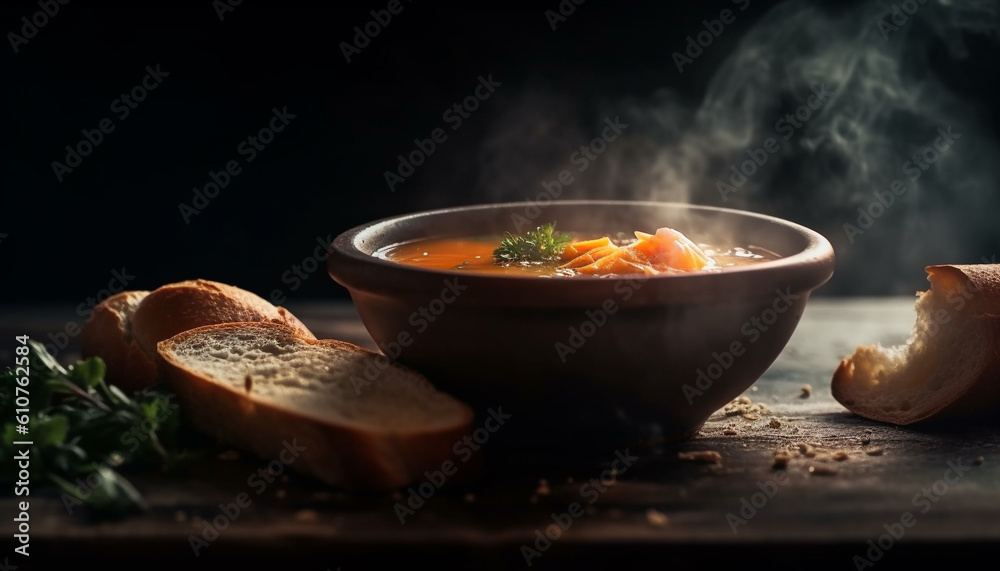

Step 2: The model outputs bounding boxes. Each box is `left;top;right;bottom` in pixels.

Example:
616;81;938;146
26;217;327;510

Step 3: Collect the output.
330;200;835;283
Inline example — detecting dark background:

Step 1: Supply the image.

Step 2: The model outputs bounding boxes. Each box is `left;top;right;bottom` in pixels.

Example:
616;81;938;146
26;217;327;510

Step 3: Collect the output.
1;0;998;304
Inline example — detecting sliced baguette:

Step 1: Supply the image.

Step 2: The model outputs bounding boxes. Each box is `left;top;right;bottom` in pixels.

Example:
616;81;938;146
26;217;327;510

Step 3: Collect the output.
82;279;315;393
157;321;476;489
832;264;1000;424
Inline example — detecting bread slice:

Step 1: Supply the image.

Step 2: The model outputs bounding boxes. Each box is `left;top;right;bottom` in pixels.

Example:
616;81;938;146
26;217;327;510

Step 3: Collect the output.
832;264;1000;424
157;322;476;489
81;290;153;393
82;279;316;393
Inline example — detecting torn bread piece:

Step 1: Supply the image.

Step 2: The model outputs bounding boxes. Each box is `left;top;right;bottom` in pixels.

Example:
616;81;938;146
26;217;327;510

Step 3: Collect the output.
832;264;1000;424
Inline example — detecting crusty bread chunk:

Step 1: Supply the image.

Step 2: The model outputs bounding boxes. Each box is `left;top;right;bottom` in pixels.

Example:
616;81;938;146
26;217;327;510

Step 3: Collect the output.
82;279;315;393
81;290;153;393
832;264;1000;424
157;322;475;489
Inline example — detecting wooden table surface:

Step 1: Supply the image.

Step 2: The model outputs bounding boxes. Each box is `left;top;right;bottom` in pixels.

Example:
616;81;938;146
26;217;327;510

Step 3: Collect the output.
2;298;998;570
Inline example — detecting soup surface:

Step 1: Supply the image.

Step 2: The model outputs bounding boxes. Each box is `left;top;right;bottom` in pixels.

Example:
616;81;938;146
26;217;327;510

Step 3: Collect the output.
375;229;780;277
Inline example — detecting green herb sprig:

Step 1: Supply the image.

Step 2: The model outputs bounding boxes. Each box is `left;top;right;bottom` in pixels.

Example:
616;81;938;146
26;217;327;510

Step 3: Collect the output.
0;341;193;517
493;222;572;264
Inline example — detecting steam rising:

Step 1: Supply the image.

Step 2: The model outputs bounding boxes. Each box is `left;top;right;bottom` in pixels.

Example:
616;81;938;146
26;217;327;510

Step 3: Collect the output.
474;0;1000;294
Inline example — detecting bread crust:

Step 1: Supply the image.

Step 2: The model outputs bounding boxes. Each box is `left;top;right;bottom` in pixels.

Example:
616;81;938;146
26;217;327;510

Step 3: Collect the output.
80;290;151;393
832;264;1000;424
157;322;476;490
82;280;315;393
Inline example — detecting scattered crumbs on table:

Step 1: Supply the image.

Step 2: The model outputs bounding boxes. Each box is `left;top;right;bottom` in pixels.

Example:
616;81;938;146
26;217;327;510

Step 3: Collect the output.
646;508;669;527
797;442;818;458
678;451;723;464
809;465;838;476
773;450;791;469
800;384;812;398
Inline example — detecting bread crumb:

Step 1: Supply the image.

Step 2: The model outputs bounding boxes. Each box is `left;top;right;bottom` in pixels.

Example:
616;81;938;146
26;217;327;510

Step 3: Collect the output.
799;384;812;398
174;510;188;523
861;433;872;445
464;493;476;503
833;450;849;461
275;489;287;499
723;429;738;435
751;386;759;392
769;418;782;429
244;374;253;393
678;451;722;464
797;443;817;458
809;465;837;476
536;479;551;496
217;450;240;461
974;456;985;466
866;448;884;456
646;509;669;527
742;413;759;421
736;396;752;405
773;450;792;469
294;509;319;523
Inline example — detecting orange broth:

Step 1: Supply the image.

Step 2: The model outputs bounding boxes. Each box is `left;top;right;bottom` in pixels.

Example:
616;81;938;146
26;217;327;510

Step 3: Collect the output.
375;235;780;277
